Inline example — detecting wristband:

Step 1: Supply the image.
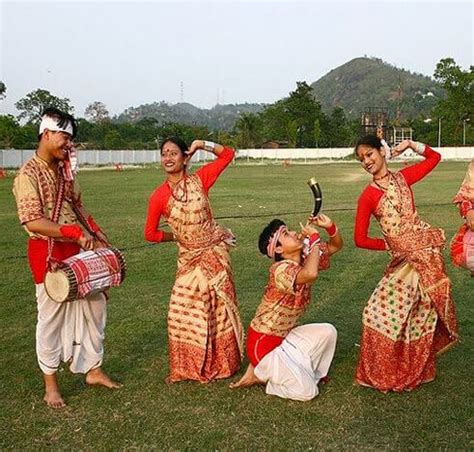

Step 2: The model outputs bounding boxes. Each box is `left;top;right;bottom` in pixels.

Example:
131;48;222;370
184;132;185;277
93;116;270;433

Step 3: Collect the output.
309;232;321;246
59;225;84;240
86;215;101;234
325;223;337;237
203;141;216;152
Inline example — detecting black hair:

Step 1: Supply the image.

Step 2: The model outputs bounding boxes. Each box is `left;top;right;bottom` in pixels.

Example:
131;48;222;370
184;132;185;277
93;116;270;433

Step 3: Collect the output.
38;107;77;141
354;135;382;158
160;136;188;156
258;219;286;261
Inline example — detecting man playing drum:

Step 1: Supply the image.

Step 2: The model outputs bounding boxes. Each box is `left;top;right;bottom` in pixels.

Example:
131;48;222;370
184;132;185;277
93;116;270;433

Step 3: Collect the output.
13;108;121;409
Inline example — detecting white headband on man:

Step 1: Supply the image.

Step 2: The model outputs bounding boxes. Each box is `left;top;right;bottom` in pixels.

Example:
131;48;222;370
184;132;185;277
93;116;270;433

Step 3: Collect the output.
39;115;74;136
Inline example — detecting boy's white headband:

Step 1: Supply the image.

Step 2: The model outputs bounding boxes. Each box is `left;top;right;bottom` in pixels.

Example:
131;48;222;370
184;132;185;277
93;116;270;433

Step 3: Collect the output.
39;115;74;136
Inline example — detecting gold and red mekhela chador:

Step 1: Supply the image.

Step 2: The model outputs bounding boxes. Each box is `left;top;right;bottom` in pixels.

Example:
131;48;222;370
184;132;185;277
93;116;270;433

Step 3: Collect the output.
354;146;458;392
450;161;474;271
145;148;243;383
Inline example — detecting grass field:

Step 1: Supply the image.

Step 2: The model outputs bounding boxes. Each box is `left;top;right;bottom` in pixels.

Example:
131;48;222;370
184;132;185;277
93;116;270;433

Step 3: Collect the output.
0;160;472;449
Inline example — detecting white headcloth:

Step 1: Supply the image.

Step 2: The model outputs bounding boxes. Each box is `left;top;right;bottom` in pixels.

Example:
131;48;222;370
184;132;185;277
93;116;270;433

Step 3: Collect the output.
39;115;74;136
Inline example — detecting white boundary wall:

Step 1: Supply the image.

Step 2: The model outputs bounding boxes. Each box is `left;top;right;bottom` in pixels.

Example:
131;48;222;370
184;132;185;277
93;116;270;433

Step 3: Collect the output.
236;147;474;161
1;147;473;168
0;149;214;168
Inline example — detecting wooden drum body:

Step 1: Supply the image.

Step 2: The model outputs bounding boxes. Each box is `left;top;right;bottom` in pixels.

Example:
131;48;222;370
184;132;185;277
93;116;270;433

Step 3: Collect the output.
44;247;126;303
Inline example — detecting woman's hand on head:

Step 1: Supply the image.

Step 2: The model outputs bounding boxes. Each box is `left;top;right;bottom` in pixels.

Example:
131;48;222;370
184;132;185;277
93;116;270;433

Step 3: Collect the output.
186;140;204;158
392;140;414;157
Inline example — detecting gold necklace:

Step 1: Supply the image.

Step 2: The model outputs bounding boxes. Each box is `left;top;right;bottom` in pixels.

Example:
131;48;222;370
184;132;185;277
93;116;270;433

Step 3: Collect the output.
373;172;389;181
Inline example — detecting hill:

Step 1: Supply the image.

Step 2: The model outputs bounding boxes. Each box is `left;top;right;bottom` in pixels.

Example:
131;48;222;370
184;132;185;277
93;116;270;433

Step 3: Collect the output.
116;102;265;130
310;57;444;120
115;57;444;129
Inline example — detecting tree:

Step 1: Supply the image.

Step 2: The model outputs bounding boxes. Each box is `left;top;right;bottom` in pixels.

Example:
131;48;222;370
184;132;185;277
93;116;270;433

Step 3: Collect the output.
313;118;321;147
260;101;291;143
326;107;351;147
234;112;262;148
0;115;21;148
104;129;122;150
0;82;6;100
15;89;74;123
433;58;473;145
85;101;110;123
286;120;298;148
284;81;323;147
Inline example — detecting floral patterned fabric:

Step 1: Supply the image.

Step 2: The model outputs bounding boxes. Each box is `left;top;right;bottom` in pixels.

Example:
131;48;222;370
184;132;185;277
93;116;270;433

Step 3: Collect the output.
356;172;458;392
250;243;330;338
13;154;81;238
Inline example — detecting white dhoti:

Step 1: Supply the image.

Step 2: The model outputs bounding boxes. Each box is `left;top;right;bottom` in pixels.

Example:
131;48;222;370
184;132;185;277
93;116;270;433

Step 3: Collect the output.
35;284;107;375
254;323;337;402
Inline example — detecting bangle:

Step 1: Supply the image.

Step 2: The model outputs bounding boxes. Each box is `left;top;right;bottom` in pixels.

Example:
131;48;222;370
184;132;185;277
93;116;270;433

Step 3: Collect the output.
414;142;425;155
203;141;216;152
325;223;337;237
59;225;84;240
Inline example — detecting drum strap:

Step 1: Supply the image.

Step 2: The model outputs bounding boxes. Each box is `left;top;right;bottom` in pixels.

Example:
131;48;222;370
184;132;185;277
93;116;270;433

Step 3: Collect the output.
46;173;67;271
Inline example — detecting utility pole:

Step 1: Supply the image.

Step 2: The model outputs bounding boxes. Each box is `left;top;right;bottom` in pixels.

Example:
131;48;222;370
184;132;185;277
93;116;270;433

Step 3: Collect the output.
438;118;442;148
463;118;470;145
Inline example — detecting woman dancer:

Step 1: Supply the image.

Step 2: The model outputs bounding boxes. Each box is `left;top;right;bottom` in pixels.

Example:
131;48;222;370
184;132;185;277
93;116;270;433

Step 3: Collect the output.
145;137;243;383
450;160;474;274
353;136;458;392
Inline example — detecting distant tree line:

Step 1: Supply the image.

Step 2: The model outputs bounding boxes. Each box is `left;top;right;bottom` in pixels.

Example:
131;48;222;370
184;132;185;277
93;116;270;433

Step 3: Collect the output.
0;58;472;150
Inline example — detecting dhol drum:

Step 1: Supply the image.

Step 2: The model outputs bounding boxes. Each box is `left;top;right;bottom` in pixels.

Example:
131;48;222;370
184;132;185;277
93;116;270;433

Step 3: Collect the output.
44;247;126;303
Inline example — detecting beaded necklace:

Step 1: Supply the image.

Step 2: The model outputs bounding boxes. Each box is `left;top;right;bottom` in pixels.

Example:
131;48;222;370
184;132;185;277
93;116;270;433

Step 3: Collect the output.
168;175;188;203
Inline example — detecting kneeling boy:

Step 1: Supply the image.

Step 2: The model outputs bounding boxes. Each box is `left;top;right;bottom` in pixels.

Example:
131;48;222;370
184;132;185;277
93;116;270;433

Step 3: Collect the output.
231;214;342;401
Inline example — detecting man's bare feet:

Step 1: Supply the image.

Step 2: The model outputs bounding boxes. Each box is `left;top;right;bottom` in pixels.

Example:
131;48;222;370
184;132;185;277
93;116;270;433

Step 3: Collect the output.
85;367;122;388
43;374;66;409
229;364;264;389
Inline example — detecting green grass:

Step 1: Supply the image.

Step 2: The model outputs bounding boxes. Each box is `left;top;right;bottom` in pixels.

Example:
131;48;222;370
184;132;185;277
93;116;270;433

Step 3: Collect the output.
0;161;472;449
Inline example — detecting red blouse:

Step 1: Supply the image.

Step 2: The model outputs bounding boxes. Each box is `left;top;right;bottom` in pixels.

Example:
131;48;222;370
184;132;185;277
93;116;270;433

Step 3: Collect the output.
144;147;235;242
354;146;441;250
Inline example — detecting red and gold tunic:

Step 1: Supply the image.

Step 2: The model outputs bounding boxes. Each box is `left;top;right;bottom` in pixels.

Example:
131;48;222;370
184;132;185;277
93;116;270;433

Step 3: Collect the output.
145;148;243;383
247;244;330;367
354;146;458;392
12;154;82;283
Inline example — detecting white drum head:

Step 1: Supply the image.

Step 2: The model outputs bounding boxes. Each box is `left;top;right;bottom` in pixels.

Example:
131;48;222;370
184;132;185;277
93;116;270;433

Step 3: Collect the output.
44;270;71;303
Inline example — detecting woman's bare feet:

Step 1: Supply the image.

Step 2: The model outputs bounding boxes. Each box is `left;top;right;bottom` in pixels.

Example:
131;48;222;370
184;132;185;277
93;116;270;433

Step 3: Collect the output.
229;364;264;389
43;374;66;409
85;367;122;388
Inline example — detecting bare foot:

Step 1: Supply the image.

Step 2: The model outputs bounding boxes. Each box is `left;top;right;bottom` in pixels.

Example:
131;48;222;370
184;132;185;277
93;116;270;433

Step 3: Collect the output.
44;389;66;409
229;364;264;389
320;376;330;385
86;367;122;389
43;374;66;409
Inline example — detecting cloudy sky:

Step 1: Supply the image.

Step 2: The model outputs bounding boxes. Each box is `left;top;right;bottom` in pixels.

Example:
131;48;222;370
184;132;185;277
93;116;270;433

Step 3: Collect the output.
1;0;472;117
